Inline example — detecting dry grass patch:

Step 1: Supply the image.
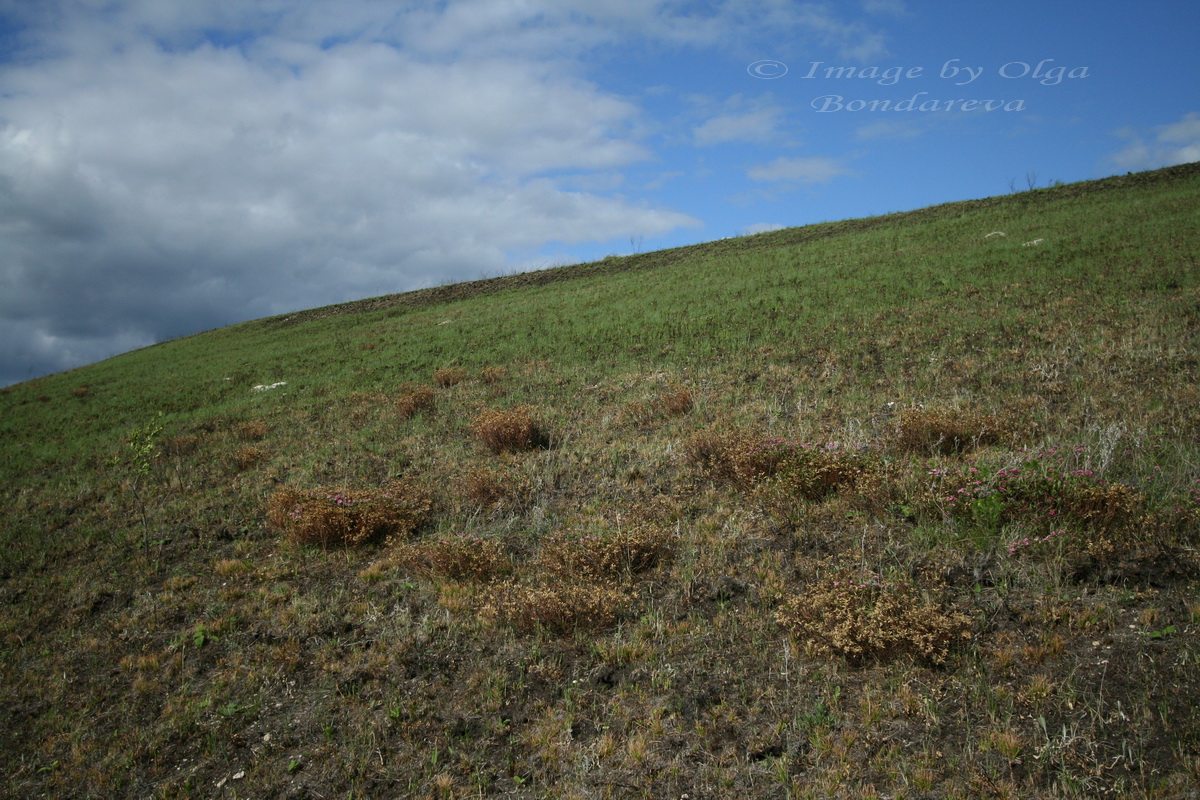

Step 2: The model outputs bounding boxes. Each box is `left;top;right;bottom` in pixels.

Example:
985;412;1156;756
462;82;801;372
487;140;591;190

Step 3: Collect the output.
892;406;1017;454
537;523;675;582
433;366;468;387
471;406;546;454
392;533;511;582
776;570;972;665
479;582;633;635
395;385;436;419
479;365;508;384
235;419;269;441
682;428;753;483
233;445;270;471
460;463;531;511
266;478;431;547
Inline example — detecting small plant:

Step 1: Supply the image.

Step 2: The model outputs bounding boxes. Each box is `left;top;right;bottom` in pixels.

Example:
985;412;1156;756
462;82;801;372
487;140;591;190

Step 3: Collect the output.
396;385;436;419
235;420;269;441
433;367;468;387
234;445;270;471
657;386;695;416
470;406;546;454
537;522;675;582
479;366;508;384
741;437;877;500
682;428;752;483
266;479;431;547
893;406;1015;455
71;386;89;398
391;533;511;582
776;570;972;665
479;582;632;635
461;464;531;511
111;412;166;552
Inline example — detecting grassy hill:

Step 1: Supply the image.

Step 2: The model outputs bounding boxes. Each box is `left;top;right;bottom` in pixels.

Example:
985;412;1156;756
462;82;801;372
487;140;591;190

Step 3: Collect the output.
2;162;1199;799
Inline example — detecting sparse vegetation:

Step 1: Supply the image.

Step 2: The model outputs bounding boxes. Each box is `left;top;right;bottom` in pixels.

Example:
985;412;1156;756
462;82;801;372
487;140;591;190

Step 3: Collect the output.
2;164;1199;798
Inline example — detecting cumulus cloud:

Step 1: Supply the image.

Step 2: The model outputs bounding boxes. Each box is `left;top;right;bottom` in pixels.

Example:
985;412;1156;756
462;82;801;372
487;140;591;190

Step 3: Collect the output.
694;106;783;146
747;156;851;184
0;0;892;386
1110;112;1200;171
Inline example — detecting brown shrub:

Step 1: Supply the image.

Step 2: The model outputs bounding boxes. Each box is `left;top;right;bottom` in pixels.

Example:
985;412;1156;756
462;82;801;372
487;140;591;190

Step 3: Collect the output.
71;386;89;398
159;434;202;458
537;523;675;582
893;406;1015;455
391;534;510;582
236;420;269;441
471;407;545;454
461;464;531;510
234;445;270;471
479;582;632;635
479;366;508;385
658;387;695;416
741;438;876;500
776;571;972;665
266;479;431;547
433;367;468;387
682;429;752;483
396;386;436;419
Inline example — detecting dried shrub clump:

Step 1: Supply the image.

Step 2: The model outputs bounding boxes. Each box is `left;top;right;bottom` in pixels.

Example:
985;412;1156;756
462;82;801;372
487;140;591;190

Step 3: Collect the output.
682;428;753;483
461;464;531;511
391;533;510;582
267;479;431;547
776;571;972;665
740;438;877;500
657;386;695;416
433;367;468;387
471;406;546;454
537;523;676;582
234;445;270;471
893;406;1016;455
479;366;508;384
479;583;632;635
159;434;202;458
236;420;269;441
396;385;436;419
71;386;90;398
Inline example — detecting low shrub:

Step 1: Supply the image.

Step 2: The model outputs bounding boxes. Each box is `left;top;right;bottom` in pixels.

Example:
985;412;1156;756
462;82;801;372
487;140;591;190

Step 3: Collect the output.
234;445;270;471
741;437;877;500
537;523;675;582
893;406;1016;455
479;582;632;635
657;387;695;416
682;428;752;483
236;420;269;441
433;367;468;387
396;385;436;419
776;571;972;665
461;464;531;511
471;407;545;454
479;366;508;384
266;479;431;547
391;533;510;582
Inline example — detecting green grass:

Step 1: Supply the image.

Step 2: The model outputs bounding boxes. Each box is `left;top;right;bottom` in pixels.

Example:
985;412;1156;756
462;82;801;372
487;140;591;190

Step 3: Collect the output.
2;162;1199;798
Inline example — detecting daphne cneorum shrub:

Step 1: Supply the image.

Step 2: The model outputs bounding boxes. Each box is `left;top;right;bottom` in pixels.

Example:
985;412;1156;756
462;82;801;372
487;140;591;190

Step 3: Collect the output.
233;445;270;471
471;406;545;454
236;419;269;441
776;571;972;665
433;367;468;387
266;478;430;547
657;386;695;416
741;437;876;500
391;533;510;582
461;464;531;511
893;406;1016;455
479;366;508;385
537;523;675;582
479;582;632;635
396;385;436;419
682;428;752;483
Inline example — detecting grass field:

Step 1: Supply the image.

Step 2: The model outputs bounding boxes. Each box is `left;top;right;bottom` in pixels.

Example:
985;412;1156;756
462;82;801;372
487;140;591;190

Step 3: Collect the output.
2;162;1199;798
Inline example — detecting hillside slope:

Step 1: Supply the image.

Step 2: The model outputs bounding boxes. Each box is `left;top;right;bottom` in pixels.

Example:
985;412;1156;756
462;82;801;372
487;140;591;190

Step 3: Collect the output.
2;163;1199;798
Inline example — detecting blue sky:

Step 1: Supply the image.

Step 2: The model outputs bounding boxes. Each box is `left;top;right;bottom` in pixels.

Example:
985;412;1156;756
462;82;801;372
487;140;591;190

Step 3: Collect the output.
1;0;1198;386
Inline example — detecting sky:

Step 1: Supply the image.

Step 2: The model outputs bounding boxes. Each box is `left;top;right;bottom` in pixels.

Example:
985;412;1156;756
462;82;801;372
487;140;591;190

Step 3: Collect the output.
1;1;1198;387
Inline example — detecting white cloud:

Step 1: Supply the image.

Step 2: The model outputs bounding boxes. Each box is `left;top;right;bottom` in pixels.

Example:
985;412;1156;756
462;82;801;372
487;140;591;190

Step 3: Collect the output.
747;156;851;184
1111;112;1200;170
0;0;895;385
694;107;782;146
741;222;787;235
